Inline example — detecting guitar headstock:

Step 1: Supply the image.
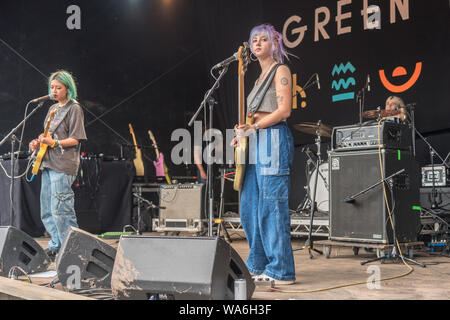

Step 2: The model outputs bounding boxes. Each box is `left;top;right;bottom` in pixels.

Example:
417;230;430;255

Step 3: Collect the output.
238;42;250;75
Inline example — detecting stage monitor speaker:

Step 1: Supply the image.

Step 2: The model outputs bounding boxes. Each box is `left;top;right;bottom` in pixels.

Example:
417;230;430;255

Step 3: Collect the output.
0;226;50;277
329;149;421;244
56;227;116;291
111;236;255;300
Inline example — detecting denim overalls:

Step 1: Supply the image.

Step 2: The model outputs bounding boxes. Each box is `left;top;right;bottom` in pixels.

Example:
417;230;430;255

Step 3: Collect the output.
240;122;295;281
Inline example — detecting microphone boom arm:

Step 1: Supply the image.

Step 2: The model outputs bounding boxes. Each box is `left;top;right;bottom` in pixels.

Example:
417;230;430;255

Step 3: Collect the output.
0;101;45;147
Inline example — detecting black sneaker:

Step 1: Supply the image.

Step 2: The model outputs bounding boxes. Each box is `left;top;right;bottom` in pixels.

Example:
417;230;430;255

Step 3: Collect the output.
44;249;57;262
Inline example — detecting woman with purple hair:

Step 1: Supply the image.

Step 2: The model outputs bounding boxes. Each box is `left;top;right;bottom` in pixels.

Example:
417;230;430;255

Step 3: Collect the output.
232;24;296;285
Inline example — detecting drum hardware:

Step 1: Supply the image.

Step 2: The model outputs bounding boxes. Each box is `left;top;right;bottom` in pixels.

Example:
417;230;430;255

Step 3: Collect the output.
412;109;449;210
293;120;334;258
362;108;405;121
295;149;330;214
293;122;332;138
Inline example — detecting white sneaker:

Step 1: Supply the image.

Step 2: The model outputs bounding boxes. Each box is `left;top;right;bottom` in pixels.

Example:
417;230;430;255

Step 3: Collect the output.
260;273;295;285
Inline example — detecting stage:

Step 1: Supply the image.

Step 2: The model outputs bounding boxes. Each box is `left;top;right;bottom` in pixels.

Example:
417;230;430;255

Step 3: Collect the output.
1;233;446;300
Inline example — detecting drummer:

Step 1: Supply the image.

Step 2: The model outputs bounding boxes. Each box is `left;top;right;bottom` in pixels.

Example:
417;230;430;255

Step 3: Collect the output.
385;95;405;111
385;95;407;123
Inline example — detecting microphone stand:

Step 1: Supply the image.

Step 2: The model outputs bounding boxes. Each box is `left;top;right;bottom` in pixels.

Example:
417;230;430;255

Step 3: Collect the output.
189;65;230;237
0;100;45;227
342;169;405;203
356;75;370;126
132;192;166;235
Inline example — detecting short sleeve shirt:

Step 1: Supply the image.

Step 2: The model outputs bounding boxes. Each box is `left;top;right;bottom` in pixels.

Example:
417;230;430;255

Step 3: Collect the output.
41;100;87;176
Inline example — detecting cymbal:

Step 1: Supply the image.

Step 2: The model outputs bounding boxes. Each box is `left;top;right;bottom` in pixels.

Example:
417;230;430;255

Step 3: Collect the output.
362;109;401;119
292;122;333;137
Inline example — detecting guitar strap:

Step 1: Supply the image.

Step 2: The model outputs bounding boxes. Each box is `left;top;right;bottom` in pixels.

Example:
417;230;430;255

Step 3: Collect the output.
46;100;81;151
47;100;76;134
247;63;283;118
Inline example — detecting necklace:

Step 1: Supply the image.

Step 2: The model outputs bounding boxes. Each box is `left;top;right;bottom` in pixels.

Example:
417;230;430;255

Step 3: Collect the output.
257;61;276;85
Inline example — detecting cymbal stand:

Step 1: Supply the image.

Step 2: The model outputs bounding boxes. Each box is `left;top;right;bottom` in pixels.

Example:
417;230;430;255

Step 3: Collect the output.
294;121;324;258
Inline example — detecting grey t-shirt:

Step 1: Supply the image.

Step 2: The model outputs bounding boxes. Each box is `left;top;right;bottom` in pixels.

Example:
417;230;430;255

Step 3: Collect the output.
41;100;87;176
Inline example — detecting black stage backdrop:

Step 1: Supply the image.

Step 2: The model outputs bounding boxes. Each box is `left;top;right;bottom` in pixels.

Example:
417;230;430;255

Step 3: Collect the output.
0;0;448;210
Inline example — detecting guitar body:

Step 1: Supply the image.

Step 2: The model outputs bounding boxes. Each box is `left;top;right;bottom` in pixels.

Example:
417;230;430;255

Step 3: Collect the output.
129;124;145;176
148;130;172;184
153;152;165;177
31;142;49;175
133;149;145;176
233;44;250;192
31;110;55;177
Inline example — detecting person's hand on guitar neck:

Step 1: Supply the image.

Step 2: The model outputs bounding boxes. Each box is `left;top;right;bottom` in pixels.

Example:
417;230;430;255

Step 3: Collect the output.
38;133;55;147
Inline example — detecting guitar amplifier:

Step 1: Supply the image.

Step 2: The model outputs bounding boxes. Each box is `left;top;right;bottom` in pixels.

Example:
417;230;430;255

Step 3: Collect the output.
153;183;206;233
332;122;412;152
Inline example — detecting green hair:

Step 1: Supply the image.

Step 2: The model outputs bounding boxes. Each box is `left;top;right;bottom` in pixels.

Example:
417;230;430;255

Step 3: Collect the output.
48;70;78;100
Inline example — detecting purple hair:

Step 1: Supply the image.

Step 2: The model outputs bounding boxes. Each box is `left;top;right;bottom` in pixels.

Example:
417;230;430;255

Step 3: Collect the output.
248;24;289;63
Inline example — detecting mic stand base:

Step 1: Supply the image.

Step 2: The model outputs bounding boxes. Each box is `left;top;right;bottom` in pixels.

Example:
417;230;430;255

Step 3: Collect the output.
361;252;426;268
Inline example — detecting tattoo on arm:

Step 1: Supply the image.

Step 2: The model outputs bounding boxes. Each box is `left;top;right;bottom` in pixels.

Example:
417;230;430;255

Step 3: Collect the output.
276;95;284;104
280;77;289;86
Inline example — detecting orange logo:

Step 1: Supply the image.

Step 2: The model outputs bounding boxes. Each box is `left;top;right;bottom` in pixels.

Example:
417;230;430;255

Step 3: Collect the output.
379;62;422;93
292;73;307;109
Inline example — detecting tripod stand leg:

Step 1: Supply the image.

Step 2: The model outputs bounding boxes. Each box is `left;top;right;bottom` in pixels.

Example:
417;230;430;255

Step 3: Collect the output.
399;255;426;268
361;256;384;265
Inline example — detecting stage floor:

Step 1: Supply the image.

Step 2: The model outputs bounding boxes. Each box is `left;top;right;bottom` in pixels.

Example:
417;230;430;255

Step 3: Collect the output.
32;233;450;300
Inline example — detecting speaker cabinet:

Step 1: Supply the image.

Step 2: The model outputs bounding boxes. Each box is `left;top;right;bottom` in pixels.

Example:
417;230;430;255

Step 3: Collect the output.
111;236;255;300
0;226;50;277
56;227;116;291
153;183;206;232
329;149;421;244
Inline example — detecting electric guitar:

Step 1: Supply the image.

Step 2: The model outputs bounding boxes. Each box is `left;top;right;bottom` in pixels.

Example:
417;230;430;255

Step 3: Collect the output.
128;124;145;176
148;130;172;184
233;43;250;192
31;109;55;179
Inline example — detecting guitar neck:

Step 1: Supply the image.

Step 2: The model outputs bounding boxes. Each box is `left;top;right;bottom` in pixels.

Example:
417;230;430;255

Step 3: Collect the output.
238;47;246;125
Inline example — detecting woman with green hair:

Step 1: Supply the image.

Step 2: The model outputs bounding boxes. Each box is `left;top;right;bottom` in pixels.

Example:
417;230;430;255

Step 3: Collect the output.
29;70;87;261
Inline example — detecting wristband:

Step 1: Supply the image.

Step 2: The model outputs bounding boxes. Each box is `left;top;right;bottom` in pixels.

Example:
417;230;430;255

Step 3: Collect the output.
254;123;260;130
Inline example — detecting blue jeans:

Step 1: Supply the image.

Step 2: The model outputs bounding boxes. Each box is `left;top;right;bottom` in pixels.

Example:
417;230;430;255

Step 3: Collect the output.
240;122;295;281
40;168;78;253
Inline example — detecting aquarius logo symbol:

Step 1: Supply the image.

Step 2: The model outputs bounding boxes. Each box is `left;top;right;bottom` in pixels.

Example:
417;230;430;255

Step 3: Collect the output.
379;62;422;93
331;62;356;102
292;73;307;109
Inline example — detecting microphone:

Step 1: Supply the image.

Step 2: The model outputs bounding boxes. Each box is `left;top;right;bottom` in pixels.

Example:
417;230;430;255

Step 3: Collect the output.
316;74;321;90
212;52;238;69
367;74;371;92
342;197;355;203
31;94;54;103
